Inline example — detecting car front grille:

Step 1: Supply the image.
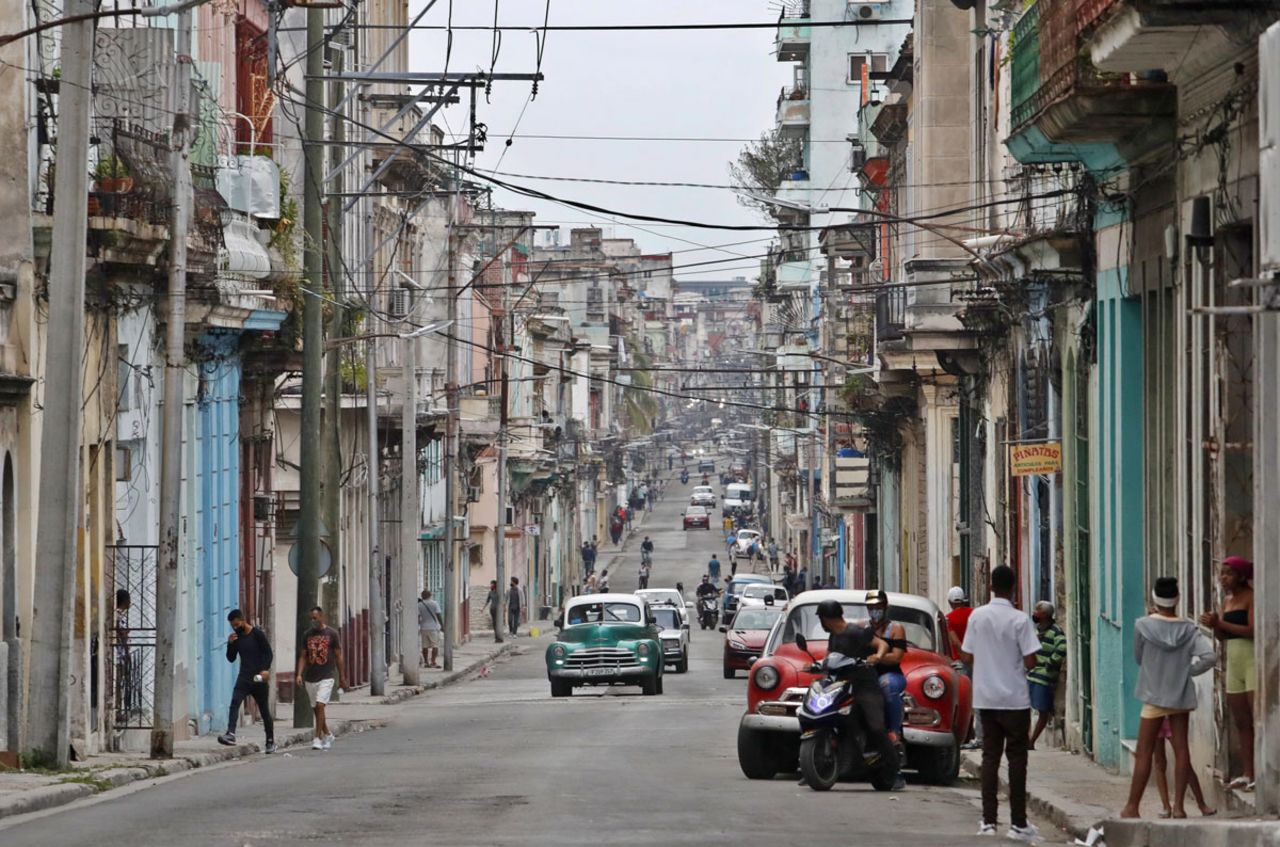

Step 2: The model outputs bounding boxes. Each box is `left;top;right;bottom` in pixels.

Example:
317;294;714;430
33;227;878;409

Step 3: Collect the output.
565;647;635;669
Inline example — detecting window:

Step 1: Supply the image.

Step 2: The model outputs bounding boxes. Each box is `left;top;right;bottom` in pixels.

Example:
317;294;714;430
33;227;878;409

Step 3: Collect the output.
116;445;132;482
849;53;888;85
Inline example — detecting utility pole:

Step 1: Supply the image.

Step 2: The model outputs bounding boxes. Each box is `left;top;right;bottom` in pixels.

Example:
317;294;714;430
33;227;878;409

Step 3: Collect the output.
400;331;421;685
442;180;460;672
294;0;326;727
365;331;384;694
322;47;344;670
28;0;94;767
494;245;510;642
151;3;195;759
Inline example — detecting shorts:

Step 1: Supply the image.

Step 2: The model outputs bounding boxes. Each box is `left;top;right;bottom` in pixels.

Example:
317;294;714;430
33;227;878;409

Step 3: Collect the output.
1140;703;1188;720
1225;637;1256;695
420;629;442;649
1029;681;1055;714
304;678;335;706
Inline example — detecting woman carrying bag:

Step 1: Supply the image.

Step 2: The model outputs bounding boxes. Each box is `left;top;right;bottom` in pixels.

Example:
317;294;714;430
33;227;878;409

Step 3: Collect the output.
1120;576;1216;819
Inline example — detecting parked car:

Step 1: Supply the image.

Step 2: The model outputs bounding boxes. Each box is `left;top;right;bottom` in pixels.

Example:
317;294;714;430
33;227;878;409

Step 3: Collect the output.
682;505;711;530
735;590;971;784
698;459;715;474
650;604;690;674
730;528;763;560
720;605;783;679
546;594;665;697
635;588;692;628
722;574;772;617
690;485;716;507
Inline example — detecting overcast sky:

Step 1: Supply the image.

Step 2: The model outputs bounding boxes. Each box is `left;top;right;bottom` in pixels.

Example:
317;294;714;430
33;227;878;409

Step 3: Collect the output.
405;0;790;278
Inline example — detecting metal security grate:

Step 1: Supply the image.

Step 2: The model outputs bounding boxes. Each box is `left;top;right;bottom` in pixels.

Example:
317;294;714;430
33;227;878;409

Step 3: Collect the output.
107;545;158;731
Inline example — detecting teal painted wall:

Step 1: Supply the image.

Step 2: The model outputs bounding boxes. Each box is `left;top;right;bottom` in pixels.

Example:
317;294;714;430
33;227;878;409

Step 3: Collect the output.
1092;273;1146;769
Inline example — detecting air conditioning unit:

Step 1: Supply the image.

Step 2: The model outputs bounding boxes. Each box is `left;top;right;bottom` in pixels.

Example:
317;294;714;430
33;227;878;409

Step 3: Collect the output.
467;485;481;503
850;143;867;172
389;288;411;318
849;1;883;20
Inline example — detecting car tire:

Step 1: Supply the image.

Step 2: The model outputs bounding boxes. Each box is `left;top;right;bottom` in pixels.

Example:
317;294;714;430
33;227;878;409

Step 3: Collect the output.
656;673;664;695
916;741;961;785
676;652;689;674
737;724;780;780
722;664;735;679
549;679;572;698
640;673;659;696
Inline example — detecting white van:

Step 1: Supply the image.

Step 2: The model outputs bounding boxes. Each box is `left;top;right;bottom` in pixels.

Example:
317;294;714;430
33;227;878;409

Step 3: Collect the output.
723;483;754;515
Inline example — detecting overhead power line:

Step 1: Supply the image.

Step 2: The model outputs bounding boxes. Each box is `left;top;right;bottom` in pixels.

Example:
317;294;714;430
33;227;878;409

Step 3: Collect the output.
282;18;913;34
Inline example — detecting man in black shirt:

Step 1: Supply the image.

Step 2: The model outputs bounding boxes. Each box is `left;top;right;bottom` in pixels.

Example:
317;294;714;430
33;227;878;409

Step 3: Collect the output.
218;609;275;753
815;599;893;762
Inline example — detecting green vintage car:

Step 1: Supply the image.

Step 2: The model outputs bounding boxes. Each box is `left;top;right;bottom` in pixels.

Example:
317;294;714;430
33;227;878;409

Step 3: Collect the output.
547;593;665;697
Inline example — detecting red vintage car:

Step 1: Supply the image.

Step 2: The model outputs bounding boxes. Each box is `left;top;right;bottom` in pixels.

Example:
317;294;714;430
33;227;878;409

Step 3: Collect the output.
736;589;971;785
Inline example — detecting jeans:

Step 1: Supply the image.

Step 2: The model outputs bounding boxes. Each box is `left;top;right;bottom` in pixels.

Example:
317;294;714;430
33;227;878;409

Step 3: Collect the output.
848;673;895;764
489;609;501;639
228;678;273;741
980;708;1032;828
508;608;520;635
879;671;906;736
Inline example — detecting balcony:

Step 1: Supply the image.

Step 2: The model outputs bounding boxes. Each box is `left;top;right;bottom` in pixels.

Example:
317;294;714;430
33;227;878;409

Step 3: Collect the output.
459;395;501;438
776;2;811;63
875;287;906;344
1083;0;1273;76
1007;0;1175;167
776;85;811;139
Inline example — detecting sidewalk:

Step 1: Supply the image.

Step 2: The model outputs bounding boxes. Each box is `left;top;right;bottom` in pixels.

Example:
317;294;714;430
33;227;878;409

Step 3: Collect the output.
960;748;1275;846
0;638;516;821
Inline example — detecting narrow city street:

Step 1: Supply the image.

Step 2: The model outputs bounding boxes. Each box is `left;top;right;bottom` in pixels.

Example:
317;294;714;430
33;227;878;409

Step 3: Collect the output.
0;476;1035;846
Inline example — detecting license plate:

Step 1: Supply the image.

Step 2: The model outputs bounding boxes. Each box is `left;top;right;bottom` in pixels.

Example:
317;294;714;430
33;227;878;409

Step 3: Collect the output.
585;667;618;677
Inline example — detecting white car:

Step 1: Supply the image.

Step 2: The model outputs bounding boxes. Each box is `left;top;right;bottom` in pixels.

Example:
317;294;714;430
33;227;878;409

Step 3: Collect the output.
691;485;716;507
732;528;763;559
635;588;693;628
735;583;789;613
649;603;690;674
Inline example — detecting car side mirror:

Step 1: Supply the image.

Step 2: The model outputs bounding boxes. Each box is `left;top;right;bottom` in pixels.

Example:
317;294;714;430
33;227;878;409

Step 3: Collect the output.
718;625;727;633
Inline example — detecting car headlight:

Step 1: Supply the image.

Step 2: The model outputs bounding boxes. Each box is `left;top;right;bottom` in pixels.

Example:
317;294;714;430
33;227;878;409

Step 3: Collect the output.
728;639;747;650
754;664;780;691
636;642;650;657
922;674;947;700
551;644;566;660
662;638;680;648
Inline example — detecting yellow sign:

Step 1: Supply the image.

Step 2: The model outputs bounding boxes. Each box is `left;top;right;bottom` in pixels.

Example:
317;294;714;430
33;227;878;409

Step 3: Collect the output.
1010;442;1062;476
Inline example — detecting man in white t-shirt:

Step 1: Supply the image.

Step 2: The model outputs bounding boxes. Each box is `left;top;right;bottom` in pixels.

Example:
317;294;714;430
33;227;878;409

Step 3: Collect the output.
960;565;1044;843
418;590;443;669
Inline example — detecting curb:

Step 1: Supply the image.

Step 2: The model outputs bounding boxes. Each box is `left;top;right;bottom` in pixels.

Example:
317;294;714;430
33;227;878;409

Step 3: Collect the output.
960;751;1104;842
1101;818;1280;847
0;642;516;822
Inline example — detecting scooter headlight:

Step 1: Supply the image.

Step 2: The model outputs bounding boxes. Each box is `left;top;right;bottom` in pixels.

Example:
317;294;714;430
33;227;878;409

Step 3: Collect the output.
754;664;780;691
922;674;947;700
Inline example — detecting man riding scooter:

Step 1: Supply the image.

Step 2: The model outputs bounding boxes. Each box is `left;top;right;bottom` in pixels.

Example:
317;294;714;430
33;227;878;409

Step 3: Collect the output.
861;589;909;790
813;599;897;775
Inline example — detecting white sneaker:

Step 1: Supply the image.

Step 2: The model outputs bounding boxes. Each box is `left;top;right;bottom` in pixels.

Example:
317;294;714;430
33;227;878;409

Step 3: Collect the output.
977;822;997;837
1007;824;1043;844
322;733;334;750
311;738;324;750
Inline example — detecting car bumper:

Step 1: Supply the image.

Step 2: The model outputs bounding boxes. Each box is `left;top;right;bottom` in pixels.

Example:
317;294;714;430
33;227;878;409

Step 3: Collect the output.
723;648;760;669
662;647;684;663
739;712;956;748
549;665;651;682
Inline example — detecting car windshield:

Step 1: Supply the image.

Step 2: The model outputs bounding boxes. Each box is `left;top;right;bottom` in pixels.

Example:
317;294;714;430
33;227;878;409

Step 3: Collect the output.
769;603;937;653
741;585;774;599
651;607;681;630
731;608;782;631
686;506;707;516
566;602;643;625
727;579;767;596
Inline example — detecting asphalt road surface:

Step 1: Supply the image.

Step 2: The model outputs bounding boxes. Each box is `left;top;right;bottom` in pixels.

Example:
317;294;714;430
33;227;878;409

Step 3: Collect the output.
1;471;1050;846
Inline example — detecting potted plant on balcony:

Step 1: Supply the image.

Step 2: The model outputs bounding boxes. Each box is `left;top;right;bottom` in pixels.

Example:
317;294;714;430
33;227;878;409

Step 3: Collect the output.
94;155;133;194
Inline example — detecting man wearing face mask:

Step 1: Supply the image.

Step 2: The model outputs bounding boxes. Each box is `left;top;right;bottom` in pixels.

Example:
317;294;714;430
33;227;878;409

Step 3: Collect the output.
218;609;275;752
860;589;909;790
815;599;896;767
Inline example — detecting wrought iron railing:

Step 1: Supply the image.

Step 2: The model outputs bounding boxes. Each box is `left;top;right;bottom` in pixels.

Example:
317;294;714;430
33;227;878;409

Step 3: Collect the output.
107;545;158;731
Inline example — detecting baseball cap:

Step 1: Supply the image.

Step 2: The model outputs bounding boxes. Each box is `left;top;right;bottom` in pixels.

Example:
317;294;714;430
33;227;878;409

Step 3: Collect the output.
947;586;967;604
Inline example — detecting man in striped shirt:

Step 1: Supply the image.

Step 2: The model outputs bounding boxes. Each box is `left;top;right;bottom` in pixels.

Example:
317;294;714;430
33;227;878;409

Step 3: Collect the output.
1028;601;1067;750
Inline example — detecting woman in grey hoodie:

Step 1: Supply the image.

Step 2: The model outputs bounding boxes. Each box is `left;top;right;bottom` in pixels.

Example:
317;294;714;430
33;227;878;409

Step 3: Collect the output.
1120;576;1216;819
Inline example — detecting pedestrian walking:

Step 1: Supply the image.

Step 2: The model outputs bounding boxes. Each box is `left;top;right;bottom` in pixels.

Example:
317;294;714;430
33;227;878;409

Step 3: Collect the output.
598;569;610;593
797;566;807;593
785;549;797;573
1198;556;1255;791
484;579;504;643
295;606;345;751
945;586;980;749
1120;576;1216;818
767;539;780;573
1027;601;1066;750
418;589;443;669
507;577;523;637
959;565;1043;842
581;540;595;575
217;609;275;753
637;560;650;589
707;554;721;583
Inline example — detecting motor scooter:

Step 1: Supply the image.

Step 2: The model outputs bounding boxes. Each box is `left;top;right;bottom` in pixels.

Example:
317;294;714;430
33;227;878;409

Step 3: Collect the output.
680;470;689;485
697;596;719;630
794;635;900;792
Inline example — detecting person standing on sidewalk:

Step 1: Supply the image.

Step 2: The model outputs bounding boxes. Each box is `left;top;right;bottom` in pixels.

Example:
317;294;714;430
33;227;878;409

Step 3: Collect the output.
1121;576;1216;818
218;609;275;753
1199;555;1255;791
295;606;346;751
960;565;1043;842
418;589;443;669
1027;602;1066;751
484;579;503;643
507;577;523;637
767;539;780;573
945;586;981;750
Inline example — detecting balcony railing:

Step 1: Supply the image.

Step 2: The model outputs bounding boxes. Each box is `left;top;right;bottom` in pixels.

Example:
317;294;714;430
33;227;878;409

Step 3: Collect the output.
875;287;906;344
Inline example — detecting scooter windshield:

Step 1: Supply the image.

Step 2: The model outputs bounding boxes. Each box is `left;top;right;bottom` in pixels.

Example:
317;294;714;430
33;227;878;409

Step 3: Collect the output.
824;652;859;671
